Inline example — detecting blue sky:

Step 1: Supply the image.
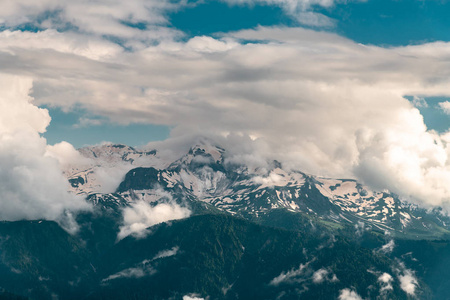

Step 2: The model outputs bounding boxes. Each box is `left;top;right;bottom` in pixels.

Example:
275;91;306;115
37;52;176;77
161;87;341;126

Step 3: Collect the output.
325;0;450;46
43;106;170;148
170;0;450;46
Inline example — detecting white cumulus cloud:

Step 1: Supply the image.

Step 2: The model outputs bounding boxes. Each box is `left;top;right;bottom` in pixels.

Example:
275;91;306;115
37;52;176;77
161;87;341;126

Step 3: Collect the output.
398;269;418;296
378;272;393;292
118;192;191;240
45;141;92;166
183;295;205;300
1;22;450;208
338;288;362;300
439;101;450;115
0;73;90;224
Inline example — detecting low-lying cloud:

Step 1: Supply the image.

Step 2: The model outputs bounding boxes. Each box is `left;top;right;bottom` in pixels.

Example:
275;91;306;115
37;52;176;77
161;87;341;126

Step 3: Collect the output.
270;259;338;289
152;246;179;260
118;191;191;240
338;289;362;300
183;295;205;300
379;240;395;255
378;272;393;292
398;268;418;296
270;262;312;286
312;268;338;284
103;260;156;282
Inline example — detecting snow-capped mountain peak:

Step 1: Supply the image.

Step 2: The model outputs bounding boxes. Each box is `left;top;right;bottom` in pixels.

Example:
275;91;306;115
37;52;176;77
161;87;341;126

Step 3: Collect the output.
169;141;225;169
62;140;450;239
79;143;157;165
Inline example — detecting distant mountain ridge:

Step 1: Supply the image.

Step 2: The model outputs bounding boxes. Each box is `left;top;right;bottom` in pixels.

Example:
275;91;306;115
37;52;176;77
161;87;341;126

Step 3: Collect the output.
67;140;450;240
0;139;449;299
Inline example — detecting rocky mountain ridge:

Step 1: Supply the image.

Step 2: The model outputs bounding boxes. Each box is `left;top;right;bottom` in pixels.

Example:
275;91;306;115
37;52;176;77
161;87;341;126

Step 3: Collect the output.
0;140;446;299
66;140;450;239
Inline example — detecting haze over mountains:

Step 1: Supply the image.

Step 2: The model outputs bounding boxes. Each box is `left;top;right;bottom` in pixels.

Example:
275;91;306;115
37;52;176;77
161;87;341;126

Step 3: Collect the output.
62;138;450;240
0;137;444;299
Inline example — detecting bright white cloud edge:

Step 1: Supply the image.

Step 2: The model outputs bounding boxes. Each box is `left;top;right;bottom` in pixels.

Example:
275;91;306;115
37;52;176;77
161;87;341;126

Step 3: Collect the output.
0;18;450;209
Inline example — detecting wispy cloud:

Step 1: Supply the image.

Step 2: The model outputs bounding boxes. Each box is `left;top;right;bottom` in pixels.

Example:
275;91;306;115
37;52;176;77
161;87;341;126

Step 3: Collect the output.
222;0;344;27
102;246;179;282
270;260;338;288
438;101;450;115
0;0;184;42
412;96;428;108
152;246;179;260
102;260;156;282
379;240;395;254
270;261;313;286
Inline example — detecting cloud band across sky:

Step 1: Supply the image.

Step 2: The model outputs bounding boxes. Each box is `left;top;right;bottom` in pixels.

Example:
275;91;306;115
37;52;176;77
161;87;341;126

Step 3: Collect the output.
0;0;450;214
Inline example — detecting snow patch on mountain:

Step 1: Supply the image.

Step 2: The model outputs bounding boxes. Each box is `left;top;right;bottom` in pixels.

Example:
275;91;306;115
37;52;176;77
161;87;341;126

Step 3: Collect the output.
62;140;450;238
63;143;162;195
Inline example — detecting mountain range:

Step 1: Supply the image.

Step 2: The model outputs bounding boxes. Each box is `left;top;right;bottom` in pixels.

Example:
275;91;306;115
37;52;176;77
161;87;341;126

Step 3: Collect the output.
1;140;450;299
68;141;450;240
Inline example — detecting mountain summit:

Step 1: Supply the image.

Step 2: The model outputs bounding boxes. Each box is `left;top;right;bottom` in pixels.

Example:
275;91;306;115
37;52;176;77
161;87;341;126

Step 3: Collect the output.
66;140;450;240
0;140;448;299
